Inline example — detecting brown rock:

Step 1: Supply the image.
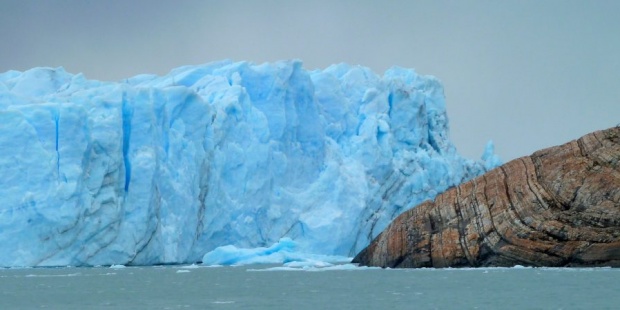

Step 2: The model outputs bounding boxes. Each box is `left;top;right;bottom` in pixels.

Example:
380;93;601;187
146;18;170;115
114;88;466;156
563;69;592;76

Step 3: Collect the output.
353;126;620;268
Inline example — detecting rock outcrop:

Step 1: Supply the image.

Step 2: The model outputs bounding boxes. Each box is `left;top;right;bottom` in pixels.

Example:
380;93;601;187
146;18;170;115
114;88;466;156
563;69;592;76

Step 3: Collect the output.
353;126;620;268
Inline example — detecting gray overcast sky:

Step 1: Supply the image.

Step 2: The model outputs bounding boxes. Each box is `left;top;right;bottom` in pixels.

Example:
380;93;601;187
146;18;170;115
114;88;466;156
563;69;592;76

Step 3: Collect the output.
1;0;618;161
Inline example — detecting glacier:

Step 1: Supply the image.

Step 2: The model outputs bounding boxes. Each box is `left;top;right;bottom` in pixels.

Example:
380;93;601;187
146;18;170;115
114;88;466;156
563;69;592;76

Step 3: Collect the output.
0;60;500;267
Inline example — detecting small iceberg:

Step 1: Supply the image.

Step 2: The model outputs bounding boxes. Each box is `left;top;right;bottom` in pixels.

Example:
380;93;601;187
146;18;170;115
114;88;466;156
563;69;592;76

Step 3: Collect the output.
201;238;351;266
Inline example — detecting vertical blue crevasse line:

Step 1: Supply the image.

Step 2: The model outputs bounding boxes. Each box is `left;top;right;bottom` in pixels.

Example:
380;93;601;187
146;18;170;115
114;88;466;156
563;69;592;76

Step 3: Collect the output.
122;94;133;192
53;108;60;178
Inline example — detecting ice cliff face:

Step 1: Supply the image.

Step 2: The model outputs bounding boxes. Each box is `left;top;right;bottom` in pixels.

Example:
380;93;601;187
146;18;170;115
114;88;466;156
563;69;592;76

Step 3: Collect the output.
0;60;500;267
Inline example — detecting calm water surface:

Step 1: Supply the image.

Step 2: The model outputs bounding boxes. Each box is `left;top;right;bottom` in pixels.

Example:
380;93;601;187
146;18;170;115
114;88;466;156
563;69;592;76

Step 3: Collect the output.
1;265;618;309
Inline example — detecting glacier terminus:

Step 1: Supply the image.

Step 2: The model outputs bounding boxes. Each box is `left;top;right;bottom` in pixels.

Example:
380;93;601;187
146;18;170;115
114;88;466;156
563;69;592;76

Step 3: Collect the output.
0;60;500;267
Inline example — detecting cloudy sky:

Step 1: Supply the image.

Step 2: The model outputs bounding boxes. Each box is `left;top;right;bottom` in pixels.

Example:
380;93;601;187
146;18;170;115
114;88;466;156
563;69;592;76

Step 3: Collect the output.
1;0;618;161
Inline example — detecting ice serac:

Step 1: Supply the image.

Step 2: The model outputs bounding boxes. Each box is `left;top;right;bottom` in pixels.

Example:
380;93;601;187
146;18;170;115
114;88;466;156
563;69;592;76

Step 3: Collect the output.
353;127;620;268
0;60;498;267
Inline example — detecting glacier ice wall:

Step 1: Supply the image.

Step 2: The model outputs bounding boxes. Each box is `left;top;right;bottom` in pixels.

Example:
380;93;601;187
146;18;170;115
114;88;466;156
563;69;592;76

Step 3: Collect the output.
0;60;499;267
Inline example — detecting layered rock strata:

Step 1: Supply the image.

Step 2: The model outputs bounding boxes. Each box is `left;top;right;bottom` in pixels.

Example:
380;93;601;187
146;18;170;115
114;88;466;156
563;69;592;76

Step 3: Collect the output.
353;126;620;268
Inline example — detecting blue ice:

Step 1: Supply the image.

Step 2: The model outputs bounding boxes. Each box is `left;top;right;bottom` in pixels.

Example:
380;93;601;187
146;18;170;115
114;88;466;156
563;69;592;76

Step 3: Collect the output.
0;60;499;267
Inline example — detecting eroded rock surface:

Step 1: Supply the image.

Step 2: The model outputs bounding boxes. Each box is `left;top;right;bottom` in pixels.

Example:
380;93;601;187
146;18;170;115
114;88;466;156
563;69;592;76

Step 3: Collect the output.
353;127;620;268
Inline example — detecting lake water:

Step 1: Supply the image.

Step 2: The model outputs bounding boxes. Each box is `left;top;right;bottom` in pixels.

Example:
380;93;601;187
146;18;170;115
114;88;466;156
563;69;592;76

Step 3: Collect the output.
1;265;618;309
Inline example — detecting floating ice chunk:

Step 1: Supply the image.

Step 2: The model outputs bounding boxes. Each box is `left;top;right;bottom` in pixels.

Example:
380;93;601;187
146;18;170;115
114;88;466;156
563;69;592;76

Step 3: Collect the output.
248;263;378;272
202;238;295;265
201;238;351;266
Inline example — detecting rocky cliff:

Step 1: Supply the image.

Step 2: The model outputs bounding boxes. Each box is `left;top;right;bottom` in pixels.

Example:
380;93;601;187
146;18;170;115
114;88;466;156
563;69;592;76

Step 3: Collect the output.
353;126;620;268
